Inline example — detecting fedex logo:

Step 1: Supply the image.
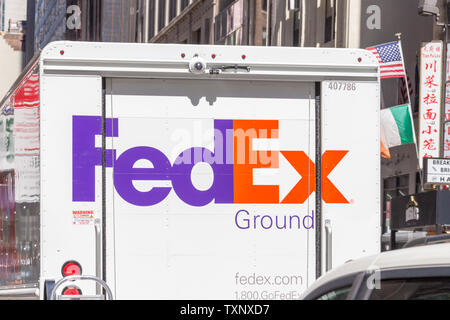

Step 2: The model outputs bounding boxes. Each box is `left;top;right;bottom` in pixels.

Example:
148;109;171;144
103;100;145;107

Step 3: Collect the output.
73;116;349;207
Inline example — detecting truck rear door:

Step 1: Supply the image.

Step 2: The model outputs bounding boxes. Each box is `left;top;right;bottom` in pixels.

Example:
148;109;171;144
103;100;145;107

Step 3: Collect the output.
105;77;316;299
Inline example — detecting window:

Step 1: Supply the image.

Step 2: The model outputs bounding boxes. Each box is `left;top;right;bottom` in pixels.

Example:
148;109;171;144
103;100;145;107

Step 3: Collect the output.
181;0;190;11
148;0;155;39
292;5;301;47
102;0;130;42
204;18;210;44
83;0;102;42
223;28;240;45
158;0;167;31
169;0;177;22
192;28;201;44
136;0;146;43
324;0;335;43
267;0;272;46
220;0;236;11
0;0;4;32
370;278;450;300
290;0;301;10
317;286;352;300
262;27;267;46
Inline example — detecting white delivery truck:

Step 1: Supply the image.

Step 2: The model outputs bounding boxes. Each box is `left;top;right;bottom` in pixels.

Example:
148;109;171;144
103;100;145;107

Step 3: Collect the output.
0;42;380;300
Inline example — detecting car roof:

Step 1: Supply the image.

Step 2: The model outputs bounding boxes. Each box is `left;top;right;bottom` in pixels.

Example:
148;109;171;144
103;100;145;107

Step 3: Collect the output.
302;242;450;299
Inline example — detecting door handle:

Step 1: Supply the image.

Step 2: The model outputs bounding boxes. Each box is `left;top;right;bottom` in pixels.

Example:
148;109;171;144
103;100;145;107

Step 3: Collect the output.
325;219;332;272
94;218;102;295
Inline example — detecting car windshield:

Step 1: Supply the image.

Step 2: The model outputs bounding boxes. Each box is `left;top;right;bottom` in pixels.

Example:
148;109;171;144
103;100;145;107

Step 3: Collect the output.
317;286;353;300
370;277;450;300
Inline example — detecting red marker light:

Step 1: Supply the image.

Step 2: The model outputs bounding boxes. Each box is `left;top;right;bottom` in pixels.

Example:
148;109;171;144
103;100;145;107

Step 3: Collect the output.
61;261;82;277
212;54;216;59
62;286;82;296
242;54;246;60
181;53;186;58
358;57;362;63
60;50;65;55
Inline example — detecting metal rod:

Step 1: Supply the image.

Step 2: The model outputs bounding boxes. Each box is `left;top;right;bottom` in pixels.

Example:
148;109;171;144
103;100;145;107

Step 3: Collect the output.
442;18;449;160
315;82;322;279
50;275;114;300
325;219;332;272
397;33;424;192
95;219;102;295
102;78;107;295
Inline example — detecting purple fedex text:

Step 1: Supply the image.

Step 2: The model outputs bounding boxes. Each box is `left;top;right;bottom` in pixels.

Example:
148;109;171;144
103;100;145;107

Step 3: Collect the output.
73;116;234;207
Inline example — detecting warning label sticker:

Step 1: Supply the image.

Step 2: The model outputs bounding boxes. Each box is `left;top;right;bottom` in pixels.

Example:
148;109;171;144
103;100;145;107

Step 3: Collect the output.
73;210;95;225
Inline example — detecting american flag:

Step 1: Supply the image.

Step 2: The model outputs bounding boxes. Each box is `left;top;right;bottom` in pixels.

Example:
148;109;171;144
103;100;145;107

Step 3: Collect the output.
399;74;413;104
366;41;406;79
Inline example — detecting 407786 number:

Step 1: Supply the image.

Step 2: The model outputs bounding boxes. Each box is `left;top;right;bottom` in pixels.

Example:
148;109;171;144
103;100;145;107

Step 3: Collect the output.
328;82;357;91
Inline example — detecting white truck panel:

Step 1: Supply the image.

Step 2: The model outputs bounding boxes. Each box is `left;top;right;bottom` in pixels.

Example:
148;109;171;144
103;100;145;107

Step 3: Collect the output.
321;81;381;270
31;42;380;300
39;74;103;296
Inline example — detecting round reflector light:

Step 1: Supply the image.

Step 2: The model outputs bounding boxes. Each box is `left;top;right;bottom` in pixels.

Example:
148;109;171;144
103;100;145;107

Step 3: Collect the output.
62;286;82;296
61;261;82;277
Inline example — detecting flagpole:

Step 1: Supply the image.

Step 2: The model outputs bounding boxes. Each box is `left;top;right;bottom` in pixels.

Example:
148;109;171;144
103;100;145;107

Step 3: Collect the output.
396;33;424;191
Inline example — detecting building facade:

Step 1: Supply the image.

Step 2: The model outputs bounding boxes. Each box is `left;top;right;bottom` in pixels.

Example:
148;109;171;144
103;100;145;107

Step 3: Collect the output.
34;0;159;52
32;1;267;49
35;0;98;51
148;0;267;45
0;0;27;33
0;0;27;97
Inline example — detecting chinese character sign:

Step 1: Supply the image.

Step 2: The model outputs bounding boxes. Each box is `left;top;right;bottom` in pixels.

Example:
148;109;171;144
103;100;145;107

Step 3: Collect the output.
419;42;443;164
444;44;450;158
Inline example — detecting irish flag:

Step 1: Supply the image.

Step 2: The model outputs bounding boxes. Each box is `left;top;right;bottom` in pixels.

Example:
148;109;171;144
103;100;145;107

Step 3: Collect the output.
381;104;415;159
